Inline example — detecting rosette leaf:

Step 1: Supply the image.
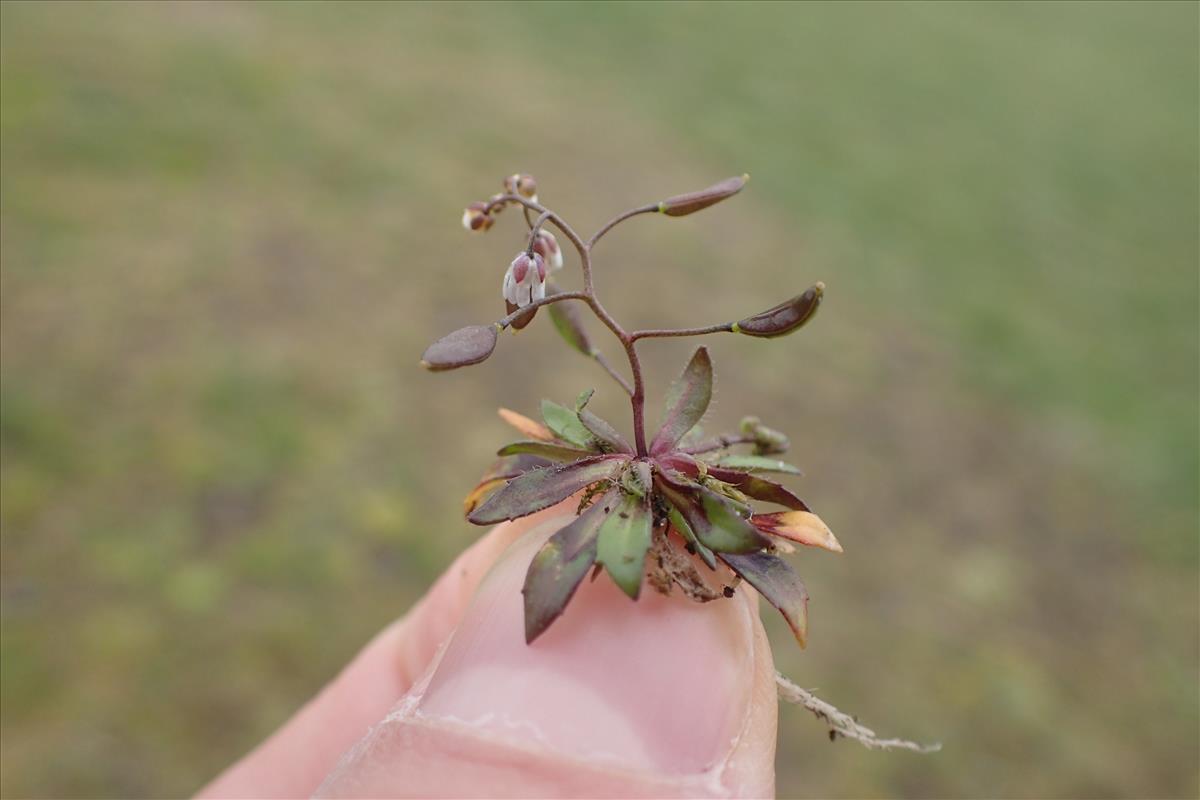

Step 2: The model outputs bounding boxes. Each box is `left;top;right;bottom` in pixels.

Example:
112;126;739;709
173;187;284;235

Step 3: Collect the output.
496;441;597;461
497;408;554;442
462;453;552;516
595;485;653;600
468;456;627;525
711;454;803;475
541;399;593;448
720;550;810;647
752;510;843;553
650;346;713;455
522;495;613;643
705;466;810;511
655;469;771;554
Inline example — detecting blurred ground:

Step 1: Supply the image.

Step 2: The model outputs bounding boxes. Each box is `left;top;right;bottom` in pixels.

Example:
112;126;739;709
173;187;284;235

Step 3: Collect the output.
1;2;1196;798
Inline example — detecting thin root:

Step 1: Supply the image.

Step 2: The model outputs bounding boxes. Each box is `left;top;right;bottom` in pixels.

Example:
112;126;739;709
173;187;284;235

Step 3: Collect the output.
775;672;942;754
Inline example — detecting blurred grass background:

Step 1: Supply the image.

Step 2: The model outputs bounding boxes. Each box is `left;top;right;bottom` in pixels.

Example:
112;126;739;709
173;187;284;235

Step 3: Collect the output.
1;1;1196;797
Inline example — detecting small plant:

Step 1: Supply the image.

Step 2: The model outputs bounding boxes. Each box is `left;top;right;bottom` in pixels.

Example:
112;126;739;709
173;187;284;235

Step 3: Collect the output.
423;172;840;647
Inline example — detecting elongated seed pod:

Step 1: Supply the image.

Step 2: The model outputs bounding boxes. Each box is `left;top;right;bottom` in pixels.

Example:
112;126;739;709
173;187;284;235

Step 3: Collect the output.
421;324;499;371
732;282;824;338
659;174;748;217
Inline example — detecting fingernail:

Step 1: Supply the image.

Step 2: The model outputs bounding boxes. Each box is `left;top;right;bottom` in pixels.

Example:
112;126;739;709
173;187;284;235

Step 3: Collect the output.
416;512;756;776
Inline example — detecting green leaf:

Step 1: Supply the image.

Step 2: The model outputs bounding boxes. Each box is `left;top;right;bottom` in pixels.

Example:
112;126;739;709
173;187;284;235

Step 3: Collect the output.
522;500;610;643
712;455;803;476
667;505;717;569
468;456;626;525
547;294;595;357
497;441;596;461
650;347;713;455
720;551;809;647
596;490;653;599
575;388;596;411
655;470;770;554
541;399;592;448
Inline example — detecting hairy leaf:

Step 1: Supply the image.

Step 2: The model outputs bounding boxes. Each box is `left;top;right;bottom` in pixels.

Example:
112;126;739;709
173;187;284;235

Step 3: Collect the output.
596;490;653;599
650;347;713;455
578;409;634;454
420;324;498;371
706;466;809;510
468;456;626;525
656;470;770;554
497;441;596;461
752;511;842;553
541;399;592;448
522;502;609;643
461;453;553;515
721;551;809;647
712;454;803;476
498;408;554;442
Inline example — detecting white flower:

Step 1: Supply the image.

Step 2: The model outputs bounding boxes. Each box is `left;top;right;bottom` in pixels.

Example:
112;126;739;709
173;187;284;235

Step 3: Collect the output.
532;230;563;271
502;252;547;308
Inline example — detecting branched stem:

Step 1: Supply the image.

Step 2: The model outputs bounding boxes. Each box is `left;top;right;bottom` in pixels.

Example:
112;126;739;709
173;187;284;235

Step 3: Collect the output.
488;192;726;456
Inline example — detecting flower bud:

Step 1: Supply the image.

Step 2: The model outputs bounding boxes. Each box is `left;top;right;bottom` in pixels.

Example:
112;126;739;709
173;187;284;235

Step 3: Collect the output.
732;282;824;338
659;174;747;217
531;229;563;271
503;173;538;201
421;324;499;371
461;201;493;232
739;416;790;455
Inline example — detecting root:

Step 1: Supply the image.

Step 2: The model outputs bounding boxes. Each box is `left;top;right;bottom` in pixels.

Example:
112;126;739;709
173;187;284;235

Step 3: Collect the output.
775;672;942;754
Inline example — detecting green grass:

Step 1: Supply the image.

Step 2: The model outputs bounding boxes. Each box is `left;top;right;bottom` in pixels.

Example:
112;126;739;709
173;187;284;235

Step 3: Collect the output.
2;2;1196;798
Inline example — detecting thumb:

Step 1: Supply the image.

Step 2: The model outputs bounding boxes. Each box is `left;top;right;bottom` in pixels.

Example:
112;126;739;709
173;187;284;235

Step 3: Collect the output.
315;508;779;799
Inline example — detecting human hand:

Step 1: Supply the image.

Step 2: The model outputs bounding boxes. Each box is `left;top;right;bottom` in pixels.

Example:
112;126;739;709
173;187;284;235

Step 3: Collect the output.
196;502;779;799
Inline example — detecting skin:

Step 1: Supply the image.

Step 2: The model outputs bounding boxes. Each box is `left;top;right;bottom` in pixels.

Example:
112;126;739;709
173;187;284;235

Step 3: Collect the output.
196;501;780;799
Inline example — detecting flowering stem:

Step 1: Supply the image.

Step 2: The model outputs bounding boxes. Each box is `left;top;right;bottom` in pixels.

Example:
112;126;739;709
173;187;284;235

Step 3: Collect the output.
496;291;589;330
631;322;734;341
682;434;755;455
587;203;660;249
486;193;673;456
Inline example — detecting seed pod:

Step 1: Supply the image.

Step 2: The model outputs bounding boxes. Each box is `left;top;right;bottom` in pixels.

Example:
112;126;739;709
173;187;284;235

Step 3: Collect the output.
421;324;499;371
506;301;538;330
732;282;824;338
659;174;748;217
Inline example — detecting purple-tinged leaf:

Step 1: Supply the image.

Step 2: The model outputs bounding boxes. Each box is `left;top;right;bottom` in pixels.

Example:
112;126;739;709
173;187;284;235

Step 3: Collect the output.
720;551;809;647
522;501;610;643
497;441;597;461
468;456;627;525
659;174;748;217
711;454;803;476
655;469;771;554
752;510;843;554
596;489;653;599
706;466;810;511
462;453;553;516
420;324;498;371
650;347;713;455
578;409;634;454
732;283;824;338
